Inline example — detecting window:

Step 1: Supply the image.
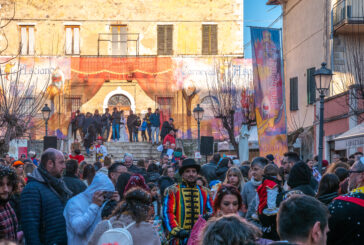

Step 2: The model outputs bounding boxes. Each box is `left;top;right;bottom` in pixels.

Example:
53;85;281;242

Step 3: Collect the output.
157;25;173;55
23;97;35;113
65;96;81;113
111;25;127;55
65;26;80;55
307;67;316;104
202;24;217;55
290;77;298;111
20;25;35;55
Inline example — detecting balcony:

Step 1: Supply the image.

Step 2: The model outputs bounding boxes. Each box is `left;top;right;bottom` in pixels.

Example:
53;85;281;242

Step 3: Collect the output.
97;33;140;56
333;0;364;34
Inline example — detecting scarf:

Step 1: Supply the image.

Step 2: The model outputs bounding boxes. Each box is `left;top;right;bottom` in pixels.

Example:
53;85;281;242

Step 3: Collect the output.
250;177;262;188
38;167;73;204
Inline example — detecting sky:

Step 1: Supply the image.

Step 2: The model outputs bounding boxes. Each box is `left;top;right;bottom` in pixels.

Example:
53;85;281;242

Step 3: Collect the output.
244;0;283;58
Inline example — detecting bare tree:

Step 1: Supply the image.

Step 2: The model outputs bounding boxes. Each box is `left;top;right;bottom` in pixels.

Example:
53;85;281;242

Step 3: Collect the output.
0;2;50;155
205;59;244;156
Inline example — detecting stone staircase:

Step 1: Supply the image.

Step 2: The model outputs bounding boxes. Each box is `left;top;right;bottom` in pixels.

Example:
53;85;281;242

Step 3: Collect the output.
82;141;161;163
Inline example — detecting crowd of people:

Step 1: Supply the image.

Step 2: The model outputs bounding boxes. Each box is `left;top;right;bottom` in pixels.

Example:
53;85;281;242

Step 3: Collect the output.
0;148;363;245
71;108;177;146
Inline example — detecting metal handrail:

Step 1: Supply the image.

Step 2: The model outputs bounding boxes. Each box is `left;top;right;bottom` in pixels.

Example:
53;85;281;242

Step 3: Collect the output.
333;0;364;26
97;33;140;56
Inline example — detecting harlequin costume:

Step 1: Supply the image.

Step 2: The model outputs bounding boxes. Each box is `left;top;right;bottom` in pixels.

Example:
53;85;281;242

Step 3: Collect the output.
163;159;213;245
91;136;108;161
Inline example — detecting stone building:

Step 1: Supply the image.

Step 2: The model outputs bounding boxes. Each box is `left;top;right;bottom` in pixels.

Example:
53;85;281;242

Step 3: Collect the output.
1;0;249;140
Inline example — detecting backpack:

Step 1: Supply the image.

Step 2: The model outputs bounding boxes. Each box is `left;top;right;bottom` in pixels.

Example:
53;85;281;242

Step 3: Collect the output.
97;220;135;245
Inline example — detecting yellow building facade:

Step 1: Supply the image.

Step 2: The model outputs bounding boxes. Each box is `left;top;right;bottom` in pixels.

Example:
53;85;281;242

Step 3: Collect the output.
1;0;249;140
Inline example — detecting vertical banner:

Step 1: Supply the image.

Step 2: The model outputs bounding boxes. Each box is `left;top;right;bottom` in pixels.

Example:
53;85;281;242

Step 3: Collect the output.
250;27;288;163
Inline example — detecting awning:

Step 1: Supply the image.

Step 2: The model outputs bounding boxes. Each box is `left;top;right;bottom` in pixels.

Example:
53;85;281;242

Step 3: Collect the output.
334;122;364;150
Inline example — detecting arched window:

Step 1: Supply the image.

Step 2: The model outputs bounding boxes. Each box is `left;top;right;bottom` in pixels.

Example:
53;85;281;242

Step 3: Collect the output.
108;94;131;107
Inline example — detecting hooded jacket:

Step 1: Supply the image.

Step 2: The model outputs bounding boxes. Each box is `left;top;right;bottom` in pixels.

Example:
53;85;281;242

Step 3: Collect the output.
63;173;115;245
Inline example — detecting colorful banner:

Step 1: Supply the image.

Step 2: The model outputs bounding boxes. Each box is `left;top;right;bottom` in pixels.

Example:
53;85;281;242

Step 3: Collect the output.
250;27;288;163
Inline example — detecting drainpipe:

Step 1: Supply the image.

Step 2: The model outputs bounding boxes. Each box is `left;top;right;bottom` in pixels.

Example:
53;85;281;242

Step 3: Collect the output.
330;6;334;72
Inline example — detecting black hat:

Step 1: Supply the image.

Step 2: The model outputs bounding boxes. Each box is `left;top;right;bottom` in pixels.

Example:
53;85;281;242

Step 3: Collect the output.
179;158;200;175
266;154;275;161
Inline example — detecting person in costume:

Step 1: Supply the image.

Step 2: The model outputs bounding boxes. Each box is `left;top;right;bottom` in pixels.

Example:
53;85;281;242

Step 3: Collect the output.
91;136;108;162
163;158;213;245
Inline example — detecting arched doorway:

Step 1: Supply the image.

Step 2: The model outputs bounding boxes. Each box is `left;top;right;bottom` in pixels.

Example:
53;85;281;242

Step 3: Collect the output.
103;87;136;115
108;94;131;115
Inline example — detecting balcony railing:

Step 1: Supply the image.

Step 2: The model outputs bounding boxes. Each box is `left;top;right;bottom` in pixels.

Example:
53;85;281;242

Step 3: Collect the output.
333;0;364;32
97;33;139;56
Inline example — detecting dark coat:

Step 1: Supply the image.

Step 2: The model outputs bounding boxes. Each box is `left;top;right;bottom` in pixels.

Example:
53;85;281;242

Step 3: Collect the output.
101;113;112;127
21;170;68;245
160;121;172;139
317;192;338;205
200;162;218;184
93;114;102;129
111;111;121;125
127;114;138;129
327;189;364;245
216;166;229;182
63;175;87;197
158;176;175;199
83;116;95;132
75;114;85;129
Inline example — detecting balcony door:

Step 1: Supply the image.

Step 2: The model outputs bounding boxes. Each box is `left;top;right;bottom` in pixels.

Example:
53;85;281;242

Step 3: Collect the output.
111;25;127;56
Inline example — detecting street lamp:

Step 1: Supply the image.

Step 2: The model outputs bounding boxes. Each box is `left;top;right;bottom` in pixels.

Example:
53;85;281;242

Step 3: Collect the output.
313;62;333;174
41;104;51;136
193;104;204;157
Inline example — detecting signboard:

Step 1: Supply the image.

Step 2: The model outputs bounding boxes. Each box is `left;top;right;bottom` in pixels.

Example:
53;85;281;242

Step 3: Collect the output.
250;27;288;163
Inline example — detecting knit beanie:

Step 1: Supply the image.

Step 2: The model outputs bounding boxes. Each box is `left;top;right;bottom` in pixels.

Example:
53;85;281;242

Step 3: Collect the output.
287;161;311;188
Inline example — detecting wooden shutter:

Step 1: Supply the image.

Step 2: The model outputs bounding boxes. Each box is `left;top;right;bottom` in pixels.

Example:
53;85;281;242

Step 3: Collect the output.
157;25;165;55
307;68;316;104
202;25;210;55
73;27;80;54
202;25;217;55
210;25;217;55
290;77;298;111
28;27;35;55
20;27;28;55
65;27;72;54
157;25;173;55
165;25;173;55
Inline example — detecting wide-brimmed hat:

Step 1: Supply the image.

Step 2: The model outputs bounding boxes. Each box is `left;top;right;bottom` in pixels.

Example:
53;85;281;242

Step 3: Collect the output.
12;161;24;167
96;136;104;140
179;158;200;175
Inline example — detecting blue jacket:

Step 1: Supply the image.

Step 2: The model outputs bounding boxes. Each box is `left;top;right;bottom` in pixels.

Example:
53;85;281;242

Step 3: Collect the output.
21;169;68;245
141;121;148;131
150;113;160;127
63;172;115;245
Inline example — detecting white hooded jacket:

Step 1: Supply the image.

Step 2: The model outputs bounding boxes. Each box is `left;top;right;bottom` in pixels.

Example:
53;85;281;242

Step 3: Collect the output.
64;172;115;245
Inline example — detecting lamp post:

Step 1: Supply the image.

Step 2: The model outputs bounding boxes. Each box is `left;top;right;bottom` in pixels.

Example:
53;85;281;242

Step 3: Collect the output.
313;63;333;174
41;104;51;136
193;104;204;158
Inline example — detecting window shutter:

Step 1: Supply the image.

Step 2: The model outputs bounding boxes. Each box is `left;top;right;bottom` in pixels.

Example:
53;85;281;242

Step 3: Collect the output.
166;25;173;55
202;25;210;55
73;27;80;54
307;68;316;104
210;25;218;55
157;25;165;55
28;27;35;55
111;26;119;55
290;77;298;111
65;27;72;54
21;27;28;55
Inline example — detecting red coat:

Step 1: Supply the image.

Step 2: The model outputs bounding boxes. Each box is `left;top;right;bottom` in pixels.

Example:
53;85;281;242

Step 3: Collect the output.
163;134;176;145
257;179;277;214
69;154;84;164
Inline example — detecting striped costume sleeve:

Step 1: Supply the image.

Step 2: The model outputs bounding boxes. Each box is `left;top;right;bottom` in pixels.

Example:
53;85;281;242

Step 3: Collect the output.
205;190;213;214
163;189;179;232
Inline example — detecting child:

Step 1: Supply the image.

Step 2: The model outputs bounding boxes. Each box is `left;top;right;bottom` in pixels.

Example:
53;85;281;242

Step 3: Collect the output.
257;164;281;216
256;163;282;240
141;117;148;142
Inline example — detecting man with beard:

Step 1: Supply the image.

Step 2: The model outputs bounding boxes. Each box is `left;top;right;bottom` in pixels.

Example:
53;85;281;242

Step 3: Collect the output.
327;158;364;245
163;158;213;245
0;165;18;241
21;148;72;245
